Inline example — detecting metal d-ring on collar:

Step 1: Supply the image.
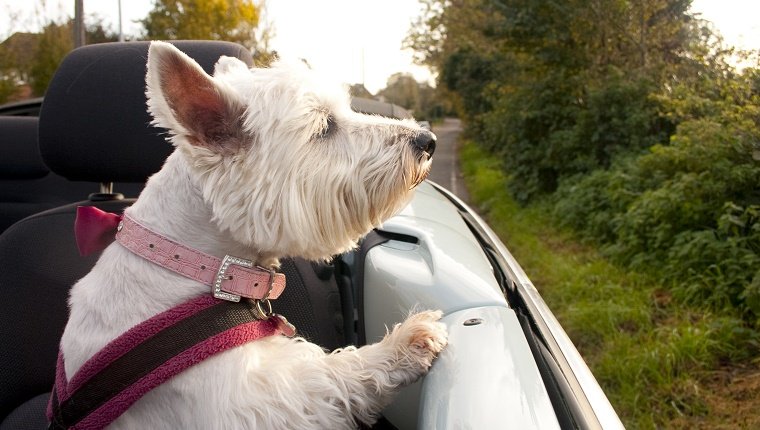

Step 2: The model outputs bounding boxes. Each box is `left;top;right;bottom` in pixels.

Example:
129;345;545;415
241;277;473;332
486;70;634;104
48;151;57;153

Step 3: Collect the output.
253;299;273;320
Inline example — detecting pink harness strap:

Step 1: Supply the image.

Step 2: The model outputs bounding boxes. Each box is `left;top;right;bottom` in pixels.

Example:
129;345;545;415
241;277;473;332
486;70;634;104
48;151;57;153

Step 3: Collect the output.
47;296;283;430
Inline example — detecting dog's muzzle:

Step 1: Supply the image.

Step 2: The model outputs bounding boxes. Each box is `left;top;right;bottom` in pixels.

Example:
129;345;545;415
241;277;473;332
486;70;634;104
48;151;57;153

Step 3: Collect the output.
408;131;436;190
412;131;437;158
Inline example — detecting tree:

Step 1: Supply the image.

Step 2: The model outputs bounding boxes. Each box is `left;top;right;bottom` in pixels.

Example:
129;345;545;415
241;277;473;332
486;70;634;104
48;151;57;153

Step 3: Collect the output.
29;22;72;96
378;73;420;111
85;16;120;44
405;0;510;125
0;17;119;100
26;19;118;97
405;0;502;76
408;0;706;200
140;0;272;60
375;73;445;120
0;33;34;102
349;83;373;99
0;54;16;103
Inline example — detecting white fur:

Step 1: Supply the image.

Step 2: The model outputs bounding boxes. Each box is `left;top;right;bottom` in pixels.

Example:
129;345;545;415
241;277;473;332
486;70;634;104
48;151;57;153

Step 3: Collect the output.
60;41;446;429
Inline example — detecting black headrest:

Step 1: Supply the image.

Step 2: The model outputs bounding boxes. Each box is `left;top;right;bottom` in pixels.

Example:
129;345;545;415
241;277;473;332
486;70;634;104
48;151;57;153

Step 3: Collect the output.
0;117;47;180
38;41;253;183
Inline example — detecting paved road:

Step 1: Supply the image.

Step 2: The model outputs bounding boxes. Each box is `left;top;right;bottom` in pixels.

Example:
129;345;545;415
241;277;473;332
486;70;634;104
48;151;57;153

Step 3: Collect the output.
427;118;469;203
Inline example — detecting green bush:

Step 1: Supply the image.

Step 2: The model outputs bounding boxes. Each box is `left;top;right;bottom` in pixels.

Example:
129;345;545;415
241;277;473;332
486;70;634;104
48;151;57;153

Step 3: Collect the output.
461;141;760;428
553;165;636;244
664;204;760;315
554;70;760;320
418;0;760;324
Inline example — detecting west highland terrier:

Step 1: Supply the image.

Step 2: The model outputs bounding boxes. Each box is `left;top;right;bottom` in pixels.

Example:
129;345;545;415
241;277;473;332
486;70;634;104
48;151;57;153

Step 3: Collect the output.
51;41;446;429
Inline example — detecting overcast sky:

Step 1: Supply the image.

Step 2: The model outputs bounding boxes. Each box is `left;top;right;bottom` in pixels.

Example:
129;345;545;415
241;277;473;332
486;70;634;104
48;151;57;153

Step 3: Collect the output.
1;0;758;93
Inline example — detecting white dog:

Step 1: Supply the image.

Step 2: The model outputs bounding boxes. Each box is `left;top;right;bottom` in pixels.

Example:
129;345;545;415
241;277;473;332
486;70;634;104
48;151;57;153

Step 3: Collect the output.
56;41;446;429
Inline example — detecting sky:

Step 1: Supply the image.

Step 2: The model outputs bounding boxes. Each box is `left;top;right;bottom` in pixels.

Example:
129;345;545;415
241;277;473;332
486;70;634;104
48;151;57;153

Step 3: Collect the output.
1;0;759;93
691;0;760;53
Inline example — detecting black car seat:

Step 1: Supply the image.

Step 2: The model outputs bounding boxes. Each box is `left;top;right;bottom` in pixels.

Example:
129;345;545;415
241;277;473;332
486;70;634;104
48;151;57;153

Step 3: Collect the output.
0;41;344;429
0;116;144;235
0;116;51;232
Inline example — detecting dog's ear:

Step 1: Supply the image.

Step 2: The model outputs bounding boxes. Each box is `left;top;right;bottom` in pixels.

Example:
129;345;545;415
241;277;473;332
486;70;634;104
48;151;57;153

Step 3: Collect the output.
214;55;250;75
146;41;246;152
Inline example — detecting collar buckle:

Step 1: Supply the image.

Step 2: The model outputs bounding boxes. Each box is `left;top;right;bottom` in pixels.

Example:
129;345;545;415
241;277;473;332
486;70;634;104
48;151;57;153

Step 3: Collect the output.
213;255;253;302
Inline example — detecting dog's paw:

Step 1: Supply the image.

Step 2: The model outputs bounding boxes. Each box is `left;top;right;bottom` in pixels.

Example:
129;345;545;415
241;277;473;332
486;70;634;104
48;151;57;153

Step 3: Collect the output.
391;310;448;371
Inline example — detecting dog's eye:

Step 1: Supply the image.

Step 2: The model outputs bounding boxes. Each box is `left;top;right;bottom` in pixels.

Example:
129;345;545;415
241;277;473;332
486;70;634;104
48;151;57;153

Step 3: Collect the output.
317;115;336;139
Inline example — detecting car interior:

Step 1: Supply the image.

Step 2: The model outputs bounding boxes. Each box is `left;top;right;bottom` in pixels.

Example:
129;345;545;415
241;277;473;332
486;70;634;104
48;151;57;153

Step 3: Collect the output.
0;41;363;430
0;115;129;233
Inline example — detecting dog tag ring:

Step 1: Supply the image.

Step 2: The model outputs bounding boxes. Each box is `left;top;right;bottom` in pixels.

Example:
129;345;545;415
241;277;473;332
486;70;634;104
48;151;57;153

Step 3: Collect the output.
253;299;273;320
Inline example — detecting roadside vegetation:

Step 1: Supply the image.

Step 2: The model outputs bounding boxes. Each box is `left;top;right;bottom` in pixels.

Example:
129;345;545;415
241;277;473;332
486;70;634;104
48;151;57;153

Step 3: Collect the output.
408;0;760;427
0;0;275;104
462;141;760;429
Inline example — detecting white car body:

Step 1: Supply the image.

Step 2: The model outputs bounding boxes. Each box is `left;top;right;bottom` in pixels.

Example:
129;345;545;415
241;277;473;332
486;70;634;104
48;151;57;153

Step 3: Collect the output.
352;181;624;429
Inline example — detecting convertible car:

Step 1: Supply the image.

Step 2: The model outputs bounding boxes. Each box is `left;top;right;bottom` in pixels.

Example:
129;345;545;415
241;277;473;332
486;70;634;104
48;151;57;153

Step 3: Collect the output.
0;41;623;429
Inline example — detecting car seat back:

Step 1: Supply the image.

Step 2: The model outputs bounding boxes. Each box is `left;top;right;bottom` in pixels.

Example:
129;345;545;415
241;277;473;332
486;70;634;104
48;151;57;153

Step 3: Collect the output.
0;41;346;428
0;115;142;235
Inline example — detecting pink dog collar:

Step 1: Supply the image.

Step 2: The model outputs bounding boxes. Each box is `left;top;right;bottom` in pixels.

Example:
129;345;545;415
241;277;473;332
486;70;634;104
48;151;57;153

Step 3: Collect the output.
114;213;286;302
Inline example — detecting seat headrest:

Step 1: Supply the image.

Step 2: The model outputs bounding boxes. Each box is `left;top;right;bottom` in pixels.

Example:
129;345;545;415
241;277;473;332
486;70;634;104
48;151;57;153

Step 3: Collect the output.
0;117;48;180
38;41;253;183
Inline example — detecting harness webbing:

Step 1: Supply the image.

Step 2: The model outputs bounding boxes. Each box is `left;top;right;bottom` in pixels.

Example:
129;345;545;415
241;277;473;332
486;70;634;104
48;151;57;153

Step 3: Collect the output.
47;296;280;430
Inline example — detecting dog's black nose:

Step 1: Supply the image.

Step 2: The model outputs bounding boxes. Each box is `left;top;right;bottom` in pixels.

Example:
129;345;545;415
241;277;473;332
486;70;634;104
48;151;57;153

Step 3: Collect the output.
413;131;436;157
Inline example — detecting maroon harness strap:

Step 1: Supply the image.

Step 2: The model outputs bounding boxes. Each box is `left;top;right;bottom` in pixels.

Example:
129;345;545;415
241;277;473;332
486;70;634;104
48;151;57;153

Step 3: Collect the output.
47;296;282;430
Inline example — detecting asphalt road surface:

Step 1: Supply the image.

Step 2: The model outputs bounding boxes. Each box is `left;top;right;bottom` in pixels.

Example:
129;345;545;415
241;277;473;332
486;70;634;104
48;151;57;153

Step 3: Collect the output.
427;118;469;203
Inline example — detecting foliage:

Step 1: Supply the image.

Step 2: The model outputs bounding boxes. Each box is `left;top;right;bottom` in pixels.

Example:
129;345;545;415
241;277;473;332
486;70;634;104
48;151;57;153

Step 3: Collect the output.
412;1;760;422
409;0;701;200
348;83;373;99
29;19;120;97
0;81;14;104
0;50;16;103
1;18;119;100
406;0;507;124
29;22;73;96
376;73;443;119
461;140;760;429
85;16;120;44
377;73;420;112
554;67;760;319
140;0;271;60
409;0;760;324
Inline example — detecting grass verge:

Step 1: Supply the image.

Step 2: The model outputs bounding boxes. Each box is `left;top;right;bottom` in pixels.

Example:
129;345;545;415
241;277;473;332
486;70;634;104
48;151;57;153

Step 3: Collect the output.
459;141;760;429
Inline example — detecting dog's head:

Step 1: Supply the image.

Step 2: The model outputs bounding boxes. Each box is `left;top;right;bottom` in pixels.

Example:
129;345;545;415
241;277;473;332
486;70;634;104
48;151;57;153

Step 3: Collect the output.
145;41;435;260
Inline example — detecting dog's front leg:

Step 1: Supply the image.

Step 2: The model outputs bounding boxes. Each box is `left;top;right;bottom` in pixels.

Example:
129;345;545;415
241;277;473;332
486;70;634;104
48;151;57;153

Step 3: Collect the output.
316;310;448;427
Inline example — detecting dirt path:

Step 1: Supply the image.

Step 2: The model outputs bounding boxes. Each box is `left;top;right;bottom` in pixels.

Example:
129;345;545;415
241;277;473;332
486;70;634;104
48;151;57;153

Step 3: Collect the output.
427;118;469;203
